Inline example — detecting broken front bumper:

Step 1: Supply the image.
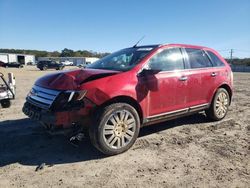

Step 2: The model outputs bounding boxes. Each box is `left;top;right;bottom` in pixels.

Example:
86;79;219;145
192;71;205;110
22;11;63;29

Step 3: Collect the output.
22;98;94;129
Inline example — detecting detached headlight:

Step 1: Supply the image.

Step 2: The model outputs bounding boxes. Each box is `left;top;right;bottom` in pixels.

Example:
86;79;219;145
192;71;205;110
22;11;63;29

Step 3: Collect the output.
67;90;88;102
53;90;87;110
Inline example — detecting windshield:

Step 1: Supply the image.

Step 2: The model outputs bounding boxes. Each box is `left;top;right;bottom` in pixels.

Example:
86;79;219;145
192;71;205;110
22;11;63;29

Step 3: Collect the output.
87;47;155;71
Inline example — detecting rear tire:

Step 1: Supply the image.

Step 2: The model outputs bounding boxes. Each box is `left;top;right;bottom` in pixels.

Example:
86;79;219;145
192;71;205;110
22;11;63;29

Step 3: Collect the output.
206;88;230;121
89;103;140;155
1;99;11;108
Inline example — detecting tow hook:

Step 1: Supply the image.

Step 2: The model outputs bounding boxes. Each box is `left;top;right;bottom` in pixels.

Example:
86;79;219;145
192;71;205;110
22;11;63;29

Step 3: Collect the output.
69;132;85;147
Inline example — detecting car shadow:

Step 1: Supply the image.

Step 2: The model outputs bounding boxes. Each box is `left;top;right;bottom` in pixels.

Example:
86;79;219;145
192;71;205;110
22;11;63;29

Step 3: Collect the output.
0;118;103;167
139;112;209;137
0;113;209;168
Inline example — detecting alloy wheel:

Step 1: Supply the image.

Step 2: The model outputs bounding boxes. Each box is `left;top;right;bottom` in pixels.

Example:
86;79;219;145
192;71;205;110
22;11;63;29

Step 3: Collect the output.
215;92;229;118
102;110;136;149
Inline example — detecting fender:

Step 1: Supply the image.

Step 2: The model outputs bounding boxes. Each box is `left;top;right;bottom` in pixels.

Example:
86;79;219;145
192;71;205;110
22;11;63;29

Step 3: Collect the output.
209;82;233;104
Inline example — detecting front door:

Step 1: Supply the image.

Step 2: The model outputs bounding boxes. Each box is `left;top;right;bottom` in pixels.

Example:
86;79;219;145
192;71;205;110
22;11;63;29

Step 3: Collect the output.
142;48;189;117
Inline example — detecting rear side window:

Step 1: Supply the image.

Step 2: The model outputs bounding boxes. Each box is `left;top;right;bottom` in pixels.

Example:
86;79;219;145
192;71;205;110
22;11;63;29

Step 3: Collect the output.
147;48;184;71
185;48;212;69
206;51;225;67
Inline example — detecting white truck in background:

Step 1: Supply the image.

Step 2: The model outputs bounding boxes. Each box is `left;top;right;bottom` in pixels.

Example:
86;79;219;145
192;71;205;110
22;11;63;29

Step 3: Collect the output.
61;60;74;66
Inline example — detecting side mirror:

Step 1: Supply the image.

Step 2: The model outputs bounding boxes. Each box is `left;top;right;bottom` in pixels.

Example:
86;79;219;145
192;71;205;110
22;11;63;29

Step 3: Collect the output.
137;68;160;77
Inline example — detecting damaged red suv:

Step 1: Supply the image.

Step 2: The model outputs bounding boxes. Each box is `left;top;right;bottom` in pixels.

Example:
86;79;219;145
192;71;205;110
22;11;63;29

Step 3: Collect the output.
23;44;233;155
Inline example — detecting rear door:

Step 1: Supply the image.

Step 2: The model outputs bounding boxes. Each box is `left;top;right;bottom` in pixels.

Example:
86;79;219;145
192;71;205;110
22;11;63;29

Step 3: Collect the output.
143;47;189;116
184;48;215;106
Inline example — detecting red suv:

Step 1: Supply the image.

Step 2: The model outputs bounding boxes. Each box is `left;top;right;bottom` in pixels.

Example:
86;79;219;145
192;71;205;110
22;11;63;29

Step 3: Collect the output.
23;44;233;155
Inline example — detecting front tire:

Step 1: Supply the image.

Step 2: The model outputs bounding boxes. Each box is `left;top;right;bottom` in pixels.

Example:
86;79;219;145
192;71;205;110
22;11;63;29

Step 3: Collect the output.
206;88;230;121
89;103;140;155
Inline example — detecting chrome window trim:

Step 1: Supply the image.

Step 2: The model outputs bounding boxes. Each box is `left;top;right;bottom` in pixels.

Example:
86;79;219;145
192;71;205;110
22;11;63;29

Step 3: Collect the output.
140;66;218;75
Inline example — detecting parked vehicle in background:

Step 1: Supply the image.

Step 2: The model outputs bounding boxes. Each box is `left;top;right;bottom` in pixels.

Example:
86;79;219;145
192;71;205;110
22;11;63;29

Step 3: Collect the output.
23;44;233;155
61;60;74;66
0;61;5;67
0;61;23;68
7;62;24;68
37;60;64;70
77;63;87;68
27;61;37;65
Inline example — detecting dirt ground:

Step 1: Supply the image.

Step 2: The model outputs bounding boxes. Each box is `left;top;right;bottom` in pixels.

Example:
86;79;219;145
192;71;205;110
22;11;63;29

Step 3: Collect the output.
0;66;249;188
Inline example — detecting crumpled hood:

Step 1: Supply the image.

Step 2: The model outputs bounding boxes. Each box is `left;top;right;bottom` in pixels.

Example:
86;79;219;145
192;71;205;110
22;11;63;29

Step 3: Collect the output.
35;68;120;90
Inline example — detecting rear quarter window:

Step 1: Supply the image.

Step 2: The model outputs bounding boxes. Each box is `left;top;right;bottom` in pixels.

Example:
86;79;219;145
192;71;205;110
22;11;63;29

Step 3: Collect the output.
206;51;225;67
185;48;212;69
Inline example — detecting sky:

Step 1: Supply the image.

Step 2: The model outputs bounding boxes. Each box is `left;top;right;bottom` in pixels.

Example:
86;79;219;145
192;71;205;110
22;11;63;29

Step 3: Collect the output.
0;0;250;58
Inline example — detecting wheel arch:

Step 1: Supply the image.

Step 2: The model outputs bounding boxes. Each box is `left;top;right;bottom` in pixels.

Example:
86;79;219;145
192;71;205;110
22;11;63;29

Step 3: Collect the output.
213;83;232;105
95;95;144;124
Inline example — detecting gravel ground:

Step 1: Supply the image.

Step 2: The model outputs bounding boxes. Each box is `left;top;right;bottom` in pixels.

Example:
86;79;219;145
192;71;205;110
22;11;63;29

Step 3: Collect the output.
0;66;249;188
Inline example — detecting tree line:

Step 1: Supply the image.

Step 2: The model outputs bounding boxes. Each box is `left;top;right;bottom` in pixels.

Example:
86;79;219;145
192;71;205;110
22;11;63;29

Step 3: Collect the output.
226;58;250;66
0;48;249;66
0;48;110;59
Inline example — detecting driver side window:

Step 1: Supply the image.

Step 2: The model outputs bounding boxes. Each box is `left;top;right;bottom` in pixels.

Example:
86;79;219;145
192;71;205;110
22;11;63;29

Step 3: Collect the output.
147;48;184;71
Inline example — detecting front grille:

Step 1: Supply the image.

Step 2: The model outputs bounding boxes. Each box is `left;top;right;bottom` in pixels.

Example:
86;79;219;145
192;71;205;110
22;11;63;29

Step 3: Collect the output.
27;85;61;109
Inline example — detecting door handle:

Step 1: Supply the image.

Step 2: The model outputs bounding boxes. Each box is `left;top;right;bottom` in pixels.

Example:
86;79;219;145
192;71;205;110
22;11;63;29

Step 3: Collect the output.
179;76;188;81
211;72;217;77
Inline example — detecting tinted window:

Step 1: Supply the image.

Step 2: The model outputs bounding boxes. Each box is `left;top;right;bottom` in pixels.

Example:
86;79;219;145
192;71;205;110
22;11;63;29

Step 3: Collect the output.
147;48;184;71
186;48;212;68
207;51;225;67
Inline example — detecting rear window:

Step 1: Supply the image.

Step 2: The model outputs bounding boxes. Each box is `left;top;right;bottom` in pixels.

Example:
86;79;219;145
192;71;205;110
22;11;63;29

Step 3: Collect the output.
206;51;225;67
186;48;212;69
